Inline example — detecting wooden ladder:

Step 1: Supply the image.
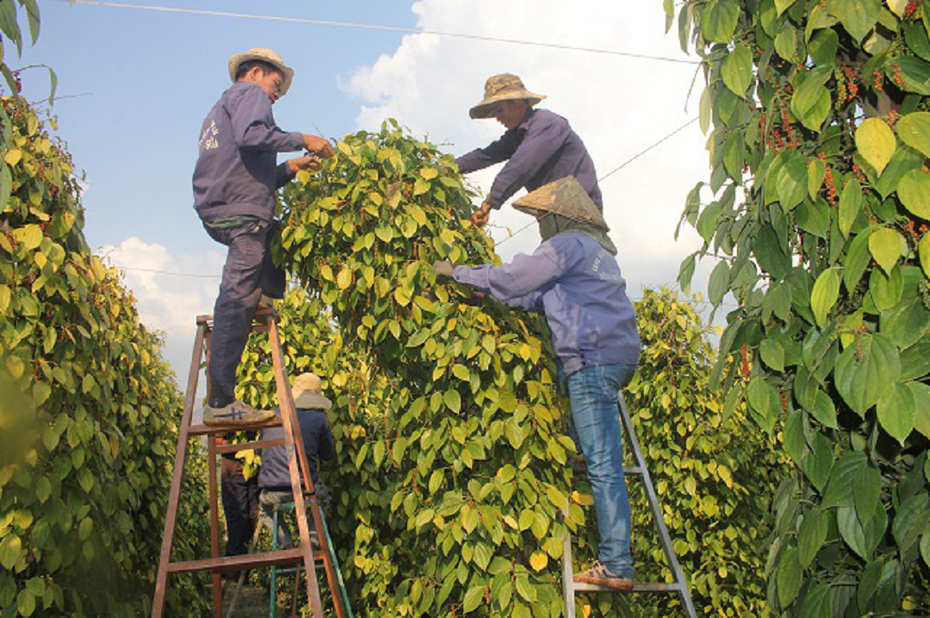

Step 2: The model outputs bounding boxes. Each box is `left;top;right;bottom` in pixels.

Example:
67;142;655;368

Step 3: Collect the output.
561;393;697;618
151;307;348;618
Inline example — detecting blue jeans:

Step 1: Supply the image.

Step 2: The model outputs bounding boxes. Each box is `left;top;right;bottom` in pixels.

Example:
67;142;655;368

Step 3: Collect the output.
204;219;285;405
566;363;636;576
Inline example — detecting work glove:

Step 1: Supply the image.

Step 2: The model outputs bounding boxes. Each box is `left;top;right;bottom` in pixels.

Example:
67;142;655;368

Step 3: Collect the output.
433;260;454;278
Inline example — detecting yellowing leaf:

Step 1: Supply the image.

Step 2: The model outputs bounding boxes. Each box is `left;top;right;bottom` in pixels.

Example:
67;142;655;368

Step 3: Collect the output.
13;224;42;250
811;268;840;328
869;228;904;274
896;112;930;158
420;167;438;180
4;149;22;166
529;551;548;571
336;268;353;290
898;170;930;220
855;118;896;175
887;0;908;17
920;233;930;279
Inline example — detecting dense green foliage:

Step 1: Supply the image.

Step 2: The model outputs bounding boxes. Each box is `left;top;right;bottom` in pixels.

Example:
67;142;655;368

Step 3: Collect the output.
620;288;788;617
0;96;209;616
271;123;580;617
669;0;930;613
231;124;792;616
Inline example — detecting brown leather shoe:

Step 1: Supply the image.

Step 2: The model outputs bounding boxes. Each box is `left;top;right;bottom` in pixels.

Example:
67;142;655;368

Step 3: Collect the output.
573;561;634;591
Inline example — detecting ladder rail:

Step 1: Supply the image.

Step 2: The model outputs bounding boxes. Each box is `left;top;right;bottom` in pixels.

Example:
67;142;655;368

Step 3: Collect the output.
617;394;697;618
267;318;346;618
152;311;351;618
152;322;206;616
562;393;697;618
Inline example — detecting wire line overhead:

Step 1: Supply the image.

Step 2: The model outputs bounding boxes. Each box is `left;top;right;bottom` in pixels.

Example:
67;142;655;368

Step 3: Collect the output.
67;0;701;66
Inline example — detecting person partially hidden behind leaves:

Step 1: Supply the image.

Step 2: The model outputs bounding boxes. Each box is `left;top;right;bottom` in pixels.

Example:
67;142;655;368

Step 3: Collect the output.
193;47;334;425
433;177;641;590
456;73;603;228
257;373;335;548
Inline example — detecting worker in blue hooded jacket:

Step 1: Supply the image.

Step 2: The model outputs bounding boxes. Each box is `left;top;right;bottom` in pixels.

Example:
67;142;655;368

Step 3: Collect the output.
434;177;641;590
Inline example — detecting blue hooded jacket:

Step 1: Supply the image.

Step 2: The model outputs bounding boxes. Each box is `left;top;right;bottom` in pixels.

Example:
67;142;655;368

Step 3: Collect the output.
453;231;640;376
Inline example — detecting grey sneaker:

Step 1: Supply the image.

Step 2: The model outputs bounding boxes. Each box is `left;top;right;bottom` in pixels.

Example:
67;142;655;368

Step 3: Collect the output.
573;561;634;591
203;400;276;427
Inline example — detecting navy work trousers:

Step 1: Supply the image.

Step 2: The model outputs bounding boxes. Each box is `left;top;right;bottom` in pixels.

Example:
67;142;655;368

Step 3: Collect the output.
205;219;285;405
221;470;261;556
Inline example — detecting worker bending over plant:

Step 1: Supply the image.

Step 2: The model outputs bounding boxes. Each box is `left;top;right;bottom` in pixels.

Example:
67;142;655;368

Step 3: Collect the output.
193;47;333;425
456;74;602;228
434;177;641;590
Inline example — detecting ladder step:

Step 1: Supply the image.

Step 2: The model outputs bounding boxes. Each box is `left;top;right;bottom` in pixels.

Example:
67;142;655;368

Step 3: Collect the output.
215;438;285;454
166;547;324;575
188;418;282;436
573;581;683;594
623;466;644;474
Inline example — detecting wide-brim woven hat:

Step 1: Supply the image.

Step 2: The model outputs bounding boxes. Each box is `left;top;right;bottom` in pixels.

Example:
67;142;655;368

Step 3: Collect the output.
228;47;294;96
292;373;332;411
513;177;609;231
469;73;546;119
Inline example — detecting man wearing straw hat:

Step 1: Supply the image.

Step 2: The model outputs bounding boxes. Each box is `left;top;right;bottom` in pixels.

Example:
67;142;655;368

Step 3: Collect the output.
433;177;641;590
257;373;336;548
456;74;602;228
194;48;334;425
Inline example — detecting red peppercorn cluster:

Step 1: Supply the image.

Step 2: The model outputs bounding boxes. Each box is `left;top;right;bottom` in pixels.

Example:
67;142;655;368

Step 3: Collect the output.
905;220;929;242
889;62;906;89
851;162;867;183
887;109;900;127
740;343;750;377
841;62;858;100
824;167;838;205
905;1;919;19
873;71;885;91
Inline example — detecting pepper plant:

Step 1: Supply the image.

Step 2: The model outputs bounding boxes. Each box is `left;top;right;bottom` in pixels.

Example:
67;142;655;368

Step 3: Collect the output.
0;95;209;616
270;123;583;617
668;0;930;613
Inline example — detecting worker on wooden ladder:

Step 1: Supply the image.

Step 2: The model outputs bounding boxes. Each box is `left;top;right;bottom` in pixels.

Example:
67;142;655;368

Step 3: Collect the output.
434;177;641;590
192;47;334;425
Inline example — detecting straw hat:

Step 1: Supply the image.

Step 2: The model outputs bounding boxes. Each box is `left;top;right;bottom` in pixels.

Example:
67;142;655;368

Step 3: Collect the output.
292;373;332;411
513;177;609;231
228;47;295;96
469;73;546;119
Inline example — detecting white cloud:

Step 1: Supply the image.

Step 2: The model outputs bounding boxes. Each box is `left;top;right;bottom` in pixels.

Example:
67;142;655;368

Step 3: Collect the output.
98;237;224;378
344;0;719;304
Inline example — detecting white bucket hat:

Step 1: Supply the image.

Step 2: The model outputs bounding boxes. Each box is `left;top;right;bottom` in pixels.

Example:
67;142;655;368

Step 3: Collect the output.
291;373;332;411
228;47;295;96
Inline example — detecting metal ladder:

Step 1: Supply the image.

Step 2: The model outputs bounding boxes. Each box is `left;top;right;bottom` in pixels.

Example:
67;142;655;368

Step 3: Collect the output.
151;307;349;618
561;393;697;617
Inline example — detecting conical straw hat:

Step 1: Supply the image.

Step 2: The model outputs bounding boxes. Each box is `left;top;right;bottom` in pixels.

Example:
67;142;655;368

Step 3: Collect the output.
513;177;609;231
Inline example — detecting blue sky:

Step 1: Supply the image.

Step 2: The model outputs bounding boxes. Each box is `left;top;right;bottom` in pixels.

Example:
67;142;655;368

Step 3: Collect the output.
19;0;416;250
12;0;717;381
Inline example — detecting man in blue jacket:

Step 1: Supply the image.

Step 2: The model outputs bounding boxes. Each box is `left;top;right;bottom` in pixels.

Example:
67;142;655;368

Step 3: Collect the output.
193;48;334;425
257;373;335;548
434;177;641;590
456;74;602;228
